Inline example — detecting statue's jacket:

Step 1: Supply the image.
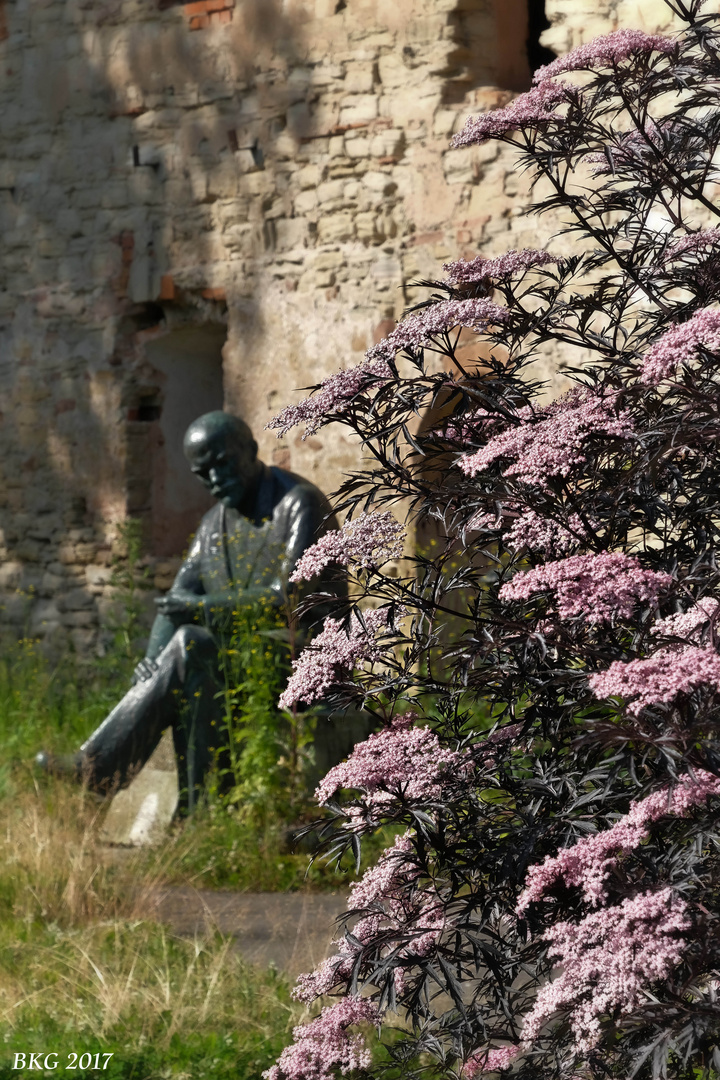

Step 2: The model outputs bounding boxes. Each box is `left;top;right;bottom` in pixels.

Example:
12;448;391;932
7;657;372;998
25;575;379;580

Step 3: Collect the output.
179;463;344;633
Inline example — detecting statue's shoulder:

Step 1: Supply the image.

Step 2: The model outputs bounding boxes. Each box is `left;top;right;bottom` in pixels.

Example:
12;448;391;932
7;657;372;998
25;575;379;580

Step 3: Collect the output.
269;466;334;517
192;502;225;544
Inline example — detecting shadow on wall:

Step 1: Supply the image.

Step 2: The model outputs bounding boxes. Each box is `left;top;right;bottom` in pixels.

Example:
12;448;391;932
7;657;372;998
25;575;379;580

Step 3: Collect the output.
142;324;226;557
0;0;303;651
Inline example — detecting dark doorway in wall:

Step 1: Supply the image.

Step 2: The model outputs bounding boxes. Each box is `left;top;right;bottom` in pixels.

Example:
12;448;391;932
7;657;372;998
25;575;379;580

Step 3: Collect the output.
144;325;226;557
527;0;557;74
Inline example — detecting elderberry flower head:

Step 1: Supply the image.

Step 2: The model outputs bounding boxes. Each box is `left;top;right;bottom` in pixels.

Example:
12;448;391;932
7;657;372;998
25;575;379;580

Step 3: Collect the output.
315;713;467;821
532;29;676;84
290;511;406;582
664;228;720;262
278;607;398;710
651;597;720;643
517;770;720;911
502;509;596;556
522;889;690;1053
457;387;634;488
365;298;509;365
293;832;446;1005
499;552;670;625
267;358;392;439
640;307;720;384
588;645;720;714
262;997;380;1080
452;80;573;146
464;1047;520;1077
443;248;559;284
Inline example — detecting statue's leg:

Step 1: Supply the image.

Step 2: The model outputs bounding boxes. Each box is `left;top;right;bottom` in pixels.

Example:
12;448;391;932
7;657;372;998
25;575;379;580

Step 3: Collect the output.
80;626;224;809
168;630;228;813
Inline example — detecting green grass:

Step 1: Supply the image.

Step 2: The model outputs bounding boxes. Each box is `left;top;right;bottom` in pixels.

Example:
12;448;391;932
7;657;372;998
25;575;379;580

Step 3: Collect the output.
0;635;398;1078
0;918;299;1080
0;778;305;1078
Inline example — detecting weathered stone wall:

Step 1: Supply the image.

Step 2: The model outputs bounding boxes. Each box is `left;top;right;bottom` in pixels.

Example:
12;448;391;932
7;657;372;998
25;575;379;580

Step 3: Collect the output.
0;0;686;654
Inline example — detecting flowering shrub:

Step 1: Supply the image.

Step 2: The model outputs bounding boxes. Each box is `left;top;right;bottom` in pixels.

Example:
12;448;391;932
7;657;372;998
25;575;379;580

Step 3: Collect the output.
266;2;720;1078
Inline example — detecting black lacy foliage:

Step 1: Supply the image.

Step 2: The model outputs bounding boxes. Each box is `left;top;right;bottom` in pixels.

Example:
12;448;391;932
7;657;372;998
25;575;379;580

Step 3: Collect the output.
274;2;720;1078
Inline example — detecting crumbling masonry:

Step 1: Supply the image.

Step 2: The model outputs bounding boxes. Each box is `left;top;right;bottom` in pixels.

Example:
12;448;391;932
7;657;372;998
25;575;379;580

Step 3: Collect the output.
0;0;681;654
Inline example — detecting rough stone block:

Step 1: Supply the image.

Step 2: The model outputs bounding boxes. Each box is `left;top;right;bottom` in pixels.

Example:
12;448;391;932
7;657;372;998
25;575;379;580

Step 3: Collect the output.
362;170;397;194
30;600;61;635
344;65;375;94
61;610;97;628
15;539;42;563
275;218;309;250
370;128;405;159
69;628;96;652
317;213;355;243
0;562;23;589
316;179;346;205
40;571;64;597
86;564;113;591
58;587;95;612
296;163;321;190
345;134;371;159
377;53;408;89
443;147;477;184
339;96;378;126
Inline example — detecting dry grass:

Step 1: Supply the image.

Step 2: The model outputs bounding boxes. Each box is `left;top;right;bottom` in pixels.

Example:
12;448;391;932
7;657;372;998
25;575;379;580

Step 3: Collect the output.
0;782;302;1076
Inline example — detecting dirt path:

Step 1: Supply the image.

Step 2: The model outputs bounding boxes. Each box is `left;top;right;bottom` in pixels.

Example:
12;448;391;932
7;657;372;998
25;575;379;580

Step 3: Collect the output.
142;887;348;976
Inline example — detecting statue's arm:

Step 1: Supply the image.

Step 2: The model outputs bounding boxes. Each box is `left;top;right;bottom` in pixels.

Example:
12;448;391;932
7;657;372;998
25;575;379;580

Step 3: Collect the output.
135;538;206;677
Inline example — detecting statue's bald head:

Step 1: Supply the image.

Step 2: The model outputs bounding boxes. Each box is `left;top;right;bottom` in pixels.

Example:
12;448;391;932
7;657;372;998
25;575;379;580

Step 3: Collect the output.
183;411;262;514
183;411;256;458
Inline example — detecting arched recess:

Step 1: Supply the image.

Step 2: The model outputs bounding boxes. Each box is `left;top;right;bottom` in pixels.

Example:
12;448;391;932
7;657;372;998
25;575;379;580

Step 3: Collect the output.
444;0;557;101
142;324;226;556
526;0;558;75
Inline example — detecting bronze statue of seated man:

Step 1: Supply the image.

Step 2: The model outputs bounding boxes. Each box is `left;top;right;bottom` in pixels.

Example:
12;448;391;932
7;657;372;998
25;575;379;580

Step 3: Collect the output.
36;411;344;812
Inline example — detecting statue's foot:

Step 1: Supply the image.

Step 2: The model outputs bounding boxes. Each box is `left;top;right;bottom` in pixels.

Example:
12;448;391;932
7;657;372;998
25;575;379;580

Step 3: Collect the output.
34;750;85;783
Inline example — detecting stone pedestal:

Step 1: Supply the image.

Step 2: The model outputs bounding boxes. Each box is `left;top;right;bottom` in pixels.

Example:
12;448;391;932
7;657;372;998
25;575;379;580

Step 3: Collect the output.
99;729;179;846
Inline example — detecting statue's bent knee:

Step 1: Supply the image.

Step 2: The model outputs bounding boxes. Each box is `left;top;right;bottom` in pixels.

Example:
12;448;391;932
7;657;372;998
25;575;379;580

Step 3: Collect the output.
169;624;218;682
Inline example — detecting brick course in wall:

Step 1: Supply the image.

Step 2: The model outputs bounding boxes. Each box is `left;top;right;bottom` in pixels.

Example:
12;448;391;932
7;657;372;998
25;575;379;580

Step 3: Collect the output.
0;0;687;655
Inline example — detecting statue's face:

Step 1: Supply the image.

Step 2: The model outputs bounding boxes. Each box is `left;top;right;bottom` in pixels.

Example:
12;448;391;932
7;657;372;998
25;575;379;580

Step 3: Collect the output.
184;430;258;510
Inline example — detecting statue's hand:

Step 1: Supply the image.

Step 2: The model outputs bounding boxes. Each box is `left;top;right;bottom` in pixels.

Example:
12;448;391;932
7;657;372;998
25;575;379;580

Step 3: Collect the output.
131;657;159;685
154;589;203;619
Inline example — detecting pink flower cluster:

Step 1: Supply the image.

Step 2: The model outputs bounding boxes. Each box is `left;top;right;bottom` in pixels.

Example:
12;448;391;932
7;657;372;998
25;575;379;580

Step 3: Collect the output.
452;81;572;146
502;510;595;555
365;298;509;365
348;831;416;910
295;833;445;1003
532;29;675;83
588;644;720;714
456;388;634;488
267;358;392;438
651;597;720;642
664;228;720;262
640;307;720;384
315;713;466;823
464;1046;520;1077
498;552;671;624
517;770;720;911
279;608;395;710
522;888;690;1053
263;997;380;1080
443;249;559;284
290;511;406;583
